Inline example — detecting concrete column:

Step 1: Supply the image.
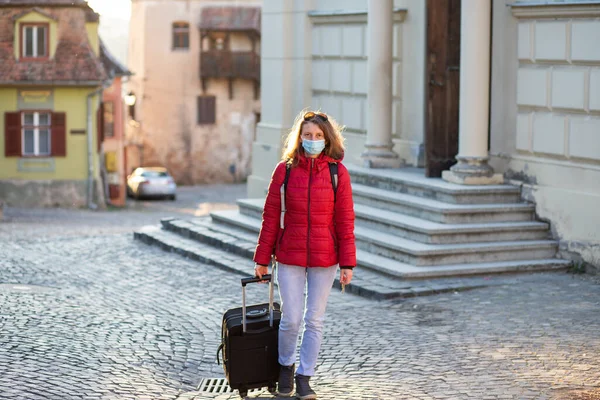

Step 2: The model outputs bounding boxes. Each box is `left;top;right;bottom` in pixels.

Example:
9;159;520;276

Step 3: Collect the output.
442;0;503;185
361;0;403;168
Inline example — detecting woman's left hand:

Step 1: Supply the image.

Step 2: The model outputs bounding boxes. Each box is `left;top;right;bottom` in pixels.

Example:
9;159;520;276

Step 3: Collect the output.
339;268;353;285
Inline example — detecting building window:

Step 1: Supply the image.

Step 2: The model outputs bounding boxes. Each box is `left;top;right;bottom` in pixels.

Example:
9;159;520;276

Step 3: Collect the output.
22;111;51;156
22;24;48;59
172;22;189;50
103;101;114;137
197;96;216;125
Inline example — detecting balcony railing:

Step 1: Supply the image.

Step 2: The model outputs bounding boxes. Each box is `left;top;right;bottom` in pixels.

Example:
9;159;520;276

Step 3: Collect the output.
200;50;260;81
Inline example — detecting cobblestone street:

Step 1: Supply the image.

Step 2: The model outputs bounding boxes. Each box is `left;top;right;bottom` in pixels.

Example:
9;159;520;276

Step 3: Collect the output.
1;184;599;399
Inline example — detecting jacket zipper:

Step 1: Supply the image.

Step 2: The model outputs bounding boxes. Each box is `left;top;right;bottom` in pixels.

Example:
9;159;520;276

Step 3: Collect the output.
307;158;313;266
277;228;286;252
329;226;337;252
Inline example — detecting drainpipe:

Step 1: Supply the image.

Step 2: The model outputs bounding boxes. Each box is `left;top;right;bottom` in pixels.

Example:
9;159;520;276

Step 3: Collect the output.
86;83;110;209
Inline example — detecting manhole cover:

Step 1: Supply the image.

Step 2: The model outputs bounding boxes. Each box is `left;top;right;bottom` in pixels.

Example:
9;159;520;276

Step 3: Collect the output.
0;284;54;293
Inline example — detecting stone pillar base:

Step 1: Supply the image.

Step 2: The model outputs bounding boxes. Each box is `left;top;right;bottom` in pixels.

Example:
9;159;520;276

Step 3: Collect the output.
361;146;404;169
442;156;503;185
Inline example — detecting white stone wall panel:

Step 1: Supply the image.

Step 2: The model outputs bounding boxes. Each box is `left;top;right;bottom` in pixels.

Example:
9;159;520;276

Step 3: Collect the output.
569;116;600;161
532;113;566;155
518;22;532;61
552;68;586;110
331;60;352;92
319;95;342;121
341;97;363;131
320;26;342;56
517;67;548;107
393;23;402;60
392;62;402;98
312;59;330;91
516;113;531;152
342;25;364;57
571;21;600;62
311;26;321;56
352;60;368;94
534;21;567;61
589;68;600;112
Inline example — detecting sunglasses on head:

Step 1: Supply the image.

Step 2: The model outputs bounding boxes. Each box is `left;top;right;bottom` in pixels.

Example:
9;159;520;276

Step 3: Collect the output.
303;111;328;122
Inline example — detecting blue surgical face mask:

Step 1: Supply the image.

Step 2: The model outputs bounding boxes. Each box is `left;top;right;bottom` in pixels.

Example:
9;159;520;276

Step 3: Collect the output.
302;139;326;155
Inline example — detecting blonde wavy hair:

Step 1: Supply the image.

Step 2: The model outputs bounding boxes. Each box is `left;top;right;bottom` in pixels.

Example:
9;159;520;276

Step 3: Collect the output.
281;109;346;166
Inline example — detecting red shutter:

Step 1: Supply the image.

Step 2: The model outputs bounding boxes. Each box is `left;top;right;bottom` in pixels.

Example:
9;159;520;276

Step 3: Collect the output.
51;112;66;157
97;103;104;152
4;112;21;157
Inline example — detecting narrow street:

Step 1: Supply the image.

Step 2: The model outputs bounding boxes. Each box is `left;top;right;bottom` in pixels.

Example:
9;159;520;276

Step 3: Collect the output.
0;185;599;399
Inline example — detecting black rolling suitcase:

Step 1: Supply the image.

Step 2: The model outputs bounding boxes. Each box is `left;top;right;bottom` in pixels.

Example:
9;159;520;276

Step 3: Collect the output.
217;274;281;398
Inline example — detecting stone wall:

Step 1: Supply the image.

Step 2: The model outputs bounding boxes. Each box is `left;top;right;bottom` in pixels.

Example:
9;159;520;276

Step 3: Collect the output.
489;1;600;270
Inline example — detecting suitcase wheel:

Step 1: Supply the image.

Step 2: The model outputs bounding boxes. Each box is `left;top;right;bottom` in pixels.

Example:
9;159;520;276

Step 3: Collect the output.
238;389;247;399
268;384;277;394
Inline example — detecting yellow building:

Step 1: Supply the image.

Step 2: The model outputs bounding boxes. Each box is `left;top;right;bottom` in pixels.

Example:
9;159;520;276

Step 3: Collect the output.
0;0;108;208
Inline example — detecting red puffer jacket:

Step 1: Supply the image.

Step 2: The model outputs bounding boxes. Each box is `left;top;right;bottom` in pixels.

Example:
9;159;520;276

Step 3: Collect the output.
254;152;356;268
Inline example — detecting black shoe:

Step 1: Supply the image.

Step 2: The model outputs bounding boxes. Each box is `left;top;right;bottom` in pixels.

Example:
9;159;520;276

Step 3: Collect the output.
295;374;316;400
278;364;295;397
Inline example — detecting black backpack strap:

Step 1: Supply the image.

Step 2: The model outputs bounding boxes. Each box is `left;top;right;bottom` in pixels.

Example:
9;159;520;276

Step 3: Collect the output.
284;163;291;190
329;162;338;202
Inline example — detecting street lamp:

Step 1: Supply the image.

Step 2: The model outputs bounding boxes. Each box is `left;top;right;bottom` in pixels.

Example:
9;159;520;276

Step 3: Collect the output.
124;91;136;120
124;91;136;106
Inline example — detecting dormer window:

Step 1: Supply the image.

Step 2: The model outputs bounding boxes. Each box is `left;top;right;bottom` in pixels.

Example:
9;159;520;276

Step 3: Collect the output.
21;23;49;59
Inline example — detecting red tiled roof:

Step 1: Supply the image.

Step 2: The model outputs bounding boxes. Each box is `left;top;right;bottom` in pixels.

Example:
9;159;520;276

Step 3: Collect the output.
0;0;87;5
0;6;107;84
0;1;99;22
199;6;261;34
11;6;57;20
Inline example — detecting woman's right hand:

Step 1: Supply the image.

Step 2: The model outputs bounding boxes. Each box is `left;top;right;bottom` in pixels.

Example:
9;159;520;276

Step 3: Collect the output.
254;263;269;279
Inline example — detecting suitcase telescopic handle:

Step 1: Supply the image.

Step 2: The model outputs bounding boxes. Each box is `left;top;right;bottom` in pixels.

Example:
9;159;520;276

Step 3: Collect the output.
241;274;272;286
241;274;275;334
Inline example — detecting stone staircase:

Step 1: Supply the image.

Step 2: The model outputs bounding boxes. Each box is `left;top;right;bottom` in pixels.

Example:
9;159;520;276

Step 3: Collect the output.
134;165;570;299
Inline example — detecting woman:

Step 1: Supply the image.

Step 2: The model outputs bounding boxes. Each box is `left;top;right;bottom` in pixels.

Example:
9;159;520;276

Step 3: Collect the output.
253;110;356;399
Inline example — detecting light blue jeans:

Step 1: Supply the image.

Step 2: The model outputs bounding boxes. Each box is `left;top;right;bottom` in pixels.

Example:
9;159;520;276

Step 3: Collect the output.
276;262;338;376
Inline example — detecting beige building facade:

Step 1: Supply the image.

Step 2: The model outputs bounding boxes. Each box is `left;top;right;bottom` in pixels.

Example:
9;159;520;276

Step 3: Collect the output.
250;0;600;268
127;0;261;184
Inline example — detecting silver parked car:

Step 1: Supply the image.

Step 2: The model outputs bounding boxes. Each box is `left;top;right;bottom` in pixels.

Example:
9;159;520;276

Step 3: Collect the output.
127;167;177;200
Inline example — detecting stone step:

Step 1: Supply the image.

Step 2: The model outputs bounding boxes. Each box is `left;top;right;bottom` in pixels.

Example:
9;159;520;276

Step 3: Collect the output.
346;165;521;204
237;199;549;244
160;217;569;280
351;183;536;224
134;224;519;300
210;209;559;266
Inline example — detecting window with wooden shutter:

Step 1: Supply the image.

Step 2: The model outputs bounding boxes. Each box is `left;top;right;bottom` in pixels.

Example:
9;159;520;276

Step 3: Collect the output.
20;111;52;156
197;96;216;125
4;112;21;157
51;112;66;157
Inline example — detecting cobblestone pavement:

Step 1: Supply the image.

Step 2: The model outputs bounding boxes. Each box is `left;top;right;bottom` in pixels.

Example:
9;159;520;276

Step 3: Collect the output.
1;190;599;399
